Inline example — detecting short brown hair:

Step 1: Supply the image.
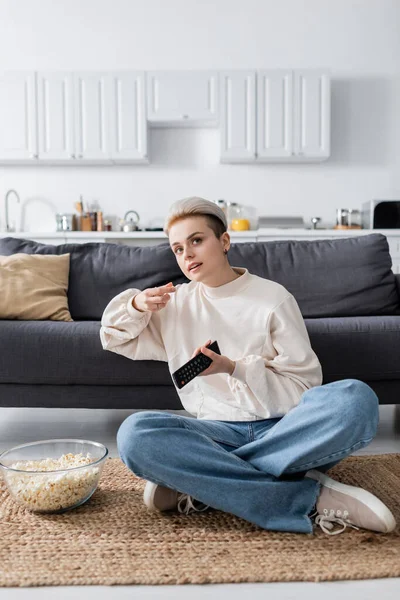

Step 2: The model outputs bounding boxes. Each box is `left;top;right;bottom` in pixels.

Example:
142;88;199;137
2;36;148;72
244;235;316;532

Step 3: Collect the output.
167;213;226;239
164;196;228;237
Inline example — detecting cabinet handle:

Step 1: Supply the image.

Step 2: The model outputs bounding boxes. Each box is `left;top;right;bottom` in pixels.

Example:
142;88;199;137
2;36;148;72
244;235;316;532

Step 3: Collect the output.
70;154;75;159
78;154;83;158
30;153;38;159
182;115;189;119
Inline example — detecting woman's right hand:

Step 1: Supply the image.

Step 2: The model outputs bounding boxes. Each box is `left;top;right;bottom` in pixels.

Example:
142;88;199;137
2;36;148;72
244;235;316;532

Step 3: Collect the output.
132;282;176;313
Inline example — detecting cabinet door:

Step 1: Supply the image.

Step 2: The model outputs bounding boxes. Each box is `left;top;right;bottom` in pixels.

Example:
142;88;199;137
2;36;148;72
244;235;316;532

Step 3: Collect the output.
37;72;75;160
147;71;219;125
0;71;37;161
293;70;330;159
109;72;148;163
220;71;256;163
257;70;293;159
74;73;111;161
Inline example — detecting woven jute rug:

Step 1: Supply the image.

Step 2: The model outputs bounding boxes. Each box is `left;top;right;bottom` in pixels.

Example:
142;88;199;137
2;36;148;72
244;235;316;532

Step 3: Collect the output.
0;454;399;587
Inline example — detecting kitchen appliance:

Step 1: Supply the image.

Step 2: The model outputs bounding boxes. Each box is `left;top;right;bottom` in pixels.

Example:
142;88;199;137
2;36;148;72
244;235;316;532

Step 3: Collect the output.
120;210;140;232
361;200;400;229
258;216;305;229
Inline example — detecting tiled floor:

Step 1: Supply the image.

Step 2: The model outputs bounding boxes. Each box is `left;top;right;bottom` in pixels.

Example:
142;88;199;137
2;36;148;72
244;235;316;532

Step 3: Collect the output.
0;404;399;599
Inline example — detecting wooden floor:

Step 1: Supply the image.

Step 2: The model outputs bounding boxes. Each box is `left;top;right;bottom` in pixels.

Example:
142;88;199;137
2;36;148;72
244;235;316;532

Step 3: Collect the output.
0;404;399;599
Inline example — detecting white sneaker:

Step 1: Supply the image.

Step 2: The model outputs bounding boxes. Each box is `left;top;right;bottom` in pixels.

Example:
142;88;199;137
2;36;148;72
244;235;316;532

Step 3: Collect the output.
306;469;396;535
143;481;210;515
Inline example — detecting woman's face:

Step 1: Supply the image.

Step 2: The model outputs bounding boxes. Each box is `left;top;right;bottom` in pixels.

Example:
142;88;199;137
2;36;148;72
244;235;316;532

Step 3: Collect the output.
169;216;229;283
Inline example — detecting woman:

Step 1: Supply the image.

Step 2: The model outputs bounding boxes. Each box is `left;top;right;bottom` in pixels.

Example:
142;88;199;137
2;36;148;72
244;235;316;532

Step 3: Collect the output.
100;197;395;535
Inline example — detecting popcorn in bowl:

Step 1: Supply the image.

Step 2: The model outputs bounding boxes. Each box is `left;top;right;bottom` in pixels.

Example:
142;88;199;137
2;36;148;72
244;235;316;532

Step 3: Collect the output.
0;440;108;513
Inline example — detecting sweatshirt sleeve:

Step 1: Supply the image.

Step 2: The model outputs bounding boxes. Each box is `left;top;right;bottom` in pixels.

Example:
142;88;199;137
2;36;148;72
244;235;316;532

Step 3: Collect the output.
226;294;323;418
99;288;168;362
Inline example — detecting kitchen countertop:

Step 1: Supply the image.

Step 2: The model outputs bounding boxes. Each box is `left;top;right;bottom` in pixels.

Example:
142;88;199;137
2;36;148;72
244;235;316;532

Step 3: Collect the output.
1;228;399;239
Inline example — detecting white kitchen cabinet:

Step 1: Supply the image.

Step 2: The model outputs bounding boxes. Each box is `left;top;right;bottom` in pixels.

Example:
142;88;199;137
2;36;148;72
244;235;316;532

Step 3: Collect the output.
37;72;75;161
147;71;219;126
74;72;111;162
109;72;148;163
293;70;330;159
0;72;37;162
36;71;147;164
220;71;256;163
257;70;293;159
220;69;330;163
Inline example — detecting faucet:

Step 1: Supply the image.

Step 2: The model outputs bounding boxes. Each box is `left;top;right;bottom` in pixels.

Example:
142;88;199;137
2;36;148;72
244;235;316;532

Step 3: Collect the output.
5;189;20;232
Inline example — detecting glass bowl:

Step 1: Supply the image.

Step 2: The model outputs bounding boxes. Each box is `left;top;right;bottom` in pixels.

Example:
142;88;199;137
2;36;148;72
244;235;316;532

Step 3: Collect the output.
0;439;108;514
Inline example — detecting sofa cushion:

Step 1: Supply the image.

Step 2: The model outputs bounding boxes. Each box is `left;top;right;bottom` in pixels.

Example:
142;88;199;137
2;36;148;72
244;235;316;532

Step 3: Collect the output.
1;233;399;319
0;238;187;320
228;234;400;318
305;315;400;382
0;320;172;386
0;253;73;321
1;316;399;387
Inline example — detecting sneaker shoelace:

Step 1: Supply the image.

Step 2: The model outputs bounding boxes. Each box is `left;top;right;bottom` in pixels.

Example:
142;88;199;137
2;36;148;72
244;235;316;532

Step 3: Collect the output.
177;494;210;516
310;508;360;535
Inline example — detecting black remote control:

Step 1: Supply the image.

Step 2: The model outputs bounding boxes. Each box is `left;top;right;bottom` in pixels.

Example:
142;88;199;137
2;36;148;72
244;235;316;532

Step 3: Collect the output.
172;341;221;389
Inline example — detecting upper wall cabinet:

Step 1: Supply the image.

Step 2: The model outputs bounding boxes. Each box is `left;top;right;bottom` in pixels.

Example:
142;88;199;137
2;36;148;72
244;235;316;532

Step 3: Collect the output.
37;72;75;160
0;72;37;160
147;71;219;126
220;69;330;163
0;71;148;164
109;72;148;162
293;70;330;159
74;72;110;161
0;69;329;165
219;71;256;162
257;70;294;159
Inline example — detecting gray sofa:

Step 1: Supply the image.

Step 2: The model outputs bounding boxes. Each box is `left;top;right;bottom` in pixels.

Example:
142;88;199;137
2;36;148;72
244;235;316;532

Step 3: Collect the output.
1;233;400;409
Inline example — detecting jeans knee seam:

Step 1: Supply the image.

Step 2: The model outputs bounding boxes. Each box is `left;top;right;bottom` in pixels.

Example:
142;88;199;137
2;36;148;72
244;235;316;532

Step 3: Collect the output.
285;436;374;472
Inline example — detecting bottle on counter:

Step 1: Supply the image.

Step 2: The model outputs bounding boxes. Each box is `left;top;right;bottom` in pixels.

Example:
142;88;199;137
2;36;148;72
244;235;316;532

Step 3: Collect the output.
215;199;228;219
96;211;104;232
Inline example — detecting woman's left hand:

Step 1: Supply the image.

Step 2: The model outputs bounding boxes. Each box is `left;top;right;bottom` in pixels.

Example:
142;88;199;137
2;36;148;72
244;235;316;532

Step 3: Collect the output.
191;340;236;376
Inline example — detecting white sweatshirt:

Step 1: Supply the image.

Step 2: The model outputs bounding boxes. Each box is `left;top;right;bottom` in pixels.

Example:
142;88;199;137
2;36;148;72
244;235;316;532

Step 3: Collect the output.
100;267;323;421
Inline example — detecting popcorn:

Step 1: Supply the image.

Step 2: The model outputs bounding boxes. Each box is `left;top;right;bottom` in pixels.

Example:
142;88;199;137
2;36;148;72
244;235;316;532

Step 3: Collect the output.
4;452;100;512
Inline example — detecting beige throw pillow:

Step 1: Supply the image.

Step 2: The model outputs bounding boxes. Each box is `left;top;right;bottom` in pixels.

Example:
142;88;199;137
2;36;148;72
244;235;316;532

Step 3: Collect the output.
0;253;73;321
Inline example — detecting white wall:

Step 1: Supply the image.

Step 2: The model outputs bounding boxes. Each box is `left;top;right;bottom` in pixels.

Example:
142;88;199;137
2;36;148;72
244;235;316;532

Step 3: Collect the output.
0;0;399;232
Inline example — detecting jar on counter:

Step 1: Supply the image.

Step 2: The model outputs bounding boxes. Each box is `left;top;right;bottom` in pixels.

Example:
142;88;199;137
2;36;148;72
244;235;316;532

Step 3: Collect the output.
226;202;243;230
215;199;228;220
56;213;76;232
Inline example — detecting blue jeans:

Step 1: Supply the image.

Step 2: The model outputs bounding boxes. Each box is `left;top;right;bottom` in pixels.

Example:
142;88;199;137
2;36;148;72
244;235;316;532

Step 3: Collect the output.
117;379;379;534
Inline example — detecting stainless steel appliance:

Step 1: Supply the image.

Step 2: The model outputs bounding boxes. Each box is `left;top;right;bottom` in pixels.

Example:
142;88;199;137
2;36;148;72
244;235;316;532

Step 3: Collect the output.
258;216;305;229
120;210;140;232
362;200;400;229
